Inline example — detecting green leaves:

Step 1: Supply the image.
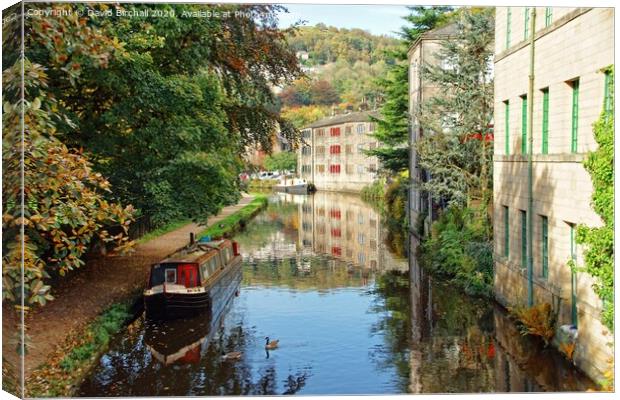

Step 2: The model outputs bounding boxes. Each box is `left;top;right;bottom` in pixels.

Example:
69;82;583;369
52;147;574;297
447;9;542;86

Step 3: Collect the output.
2;57;135;309
576;66;614;331
264;152;297;172
415;8;495;208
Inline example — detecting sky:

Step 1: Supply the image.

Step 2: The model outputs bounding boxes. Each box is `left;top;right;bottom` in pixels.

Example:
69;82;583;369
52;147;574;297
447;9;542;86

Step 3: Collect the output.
276;3;411;37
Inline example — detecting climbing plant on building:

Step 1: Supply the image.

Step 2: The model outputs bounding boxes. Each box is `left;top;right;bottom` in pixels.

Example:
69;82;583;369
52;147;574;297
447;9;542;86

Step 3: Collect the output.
576;66;614;331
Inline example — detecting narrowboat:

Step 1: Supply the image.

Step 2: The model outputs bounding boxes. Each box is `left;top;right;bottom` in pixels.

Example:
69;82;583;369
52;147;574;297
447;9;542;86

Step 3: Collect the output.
144;237;242;319
273;177;315;194
144;264;242;364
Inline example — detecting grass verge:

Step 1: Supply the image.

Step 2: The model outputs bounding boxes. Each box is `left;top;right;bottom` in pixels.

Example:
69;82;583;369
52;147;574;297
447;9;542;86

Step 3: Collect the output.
198;195;268;240
26;295;140;397
136;219;191;244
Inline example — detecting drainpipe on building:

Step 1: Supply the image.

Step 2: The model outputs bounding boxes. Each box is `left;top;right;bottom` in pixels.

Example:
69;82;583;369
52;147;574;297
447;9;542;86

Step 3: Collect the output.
526;8;536;307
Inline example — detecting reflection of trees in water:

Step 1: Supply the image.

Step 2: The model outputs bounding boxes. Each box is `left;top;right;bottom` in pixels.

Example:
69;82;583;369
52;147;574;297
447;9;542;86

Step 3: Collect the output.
234;199;298;250
80;310;312;396
385;227;408;259
368;269;500;394
368;270;412;392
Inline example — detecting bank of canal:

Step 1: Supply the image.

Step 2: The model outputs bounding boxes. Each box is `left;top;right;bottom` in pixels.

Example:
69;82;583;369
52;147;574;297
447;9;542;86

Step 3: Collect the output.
78;192;596;395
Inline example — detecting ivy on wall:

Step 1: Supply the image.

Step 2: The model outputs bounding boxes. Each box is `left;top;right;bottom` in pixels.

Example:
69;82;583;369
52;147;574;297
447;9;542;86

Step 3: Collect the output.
576;66;614;331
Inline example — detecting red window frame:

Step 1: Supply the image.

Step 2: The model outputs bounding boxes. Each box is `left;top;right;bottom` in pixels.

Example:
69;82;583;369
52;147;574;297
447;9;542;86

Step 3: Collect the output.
331;228;342;237
330;127;341;136
331;246;342;256
329;164;341;174
330;209;341;219
330;145;341;154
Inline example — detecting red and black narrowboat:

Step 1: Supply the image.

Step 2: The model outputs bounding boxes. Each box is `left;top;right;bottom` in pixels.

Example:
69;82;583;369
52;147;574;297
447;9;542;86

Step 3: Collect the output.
144;238;242;319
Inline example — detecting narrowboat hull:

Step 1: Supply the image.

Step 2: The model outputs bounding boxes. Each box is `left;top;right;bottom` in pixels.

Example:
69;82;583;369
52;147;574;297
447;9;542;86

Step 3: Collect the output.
273;184;310;194
145;256;242;319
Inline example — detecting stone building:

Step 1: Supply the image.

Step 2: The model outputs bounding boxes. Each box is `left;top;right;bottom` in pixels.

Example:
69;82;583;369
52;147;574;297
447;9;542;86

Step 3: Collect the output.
298;111;380;192
408;23;458;236
493;7;613;381
245;131;291;168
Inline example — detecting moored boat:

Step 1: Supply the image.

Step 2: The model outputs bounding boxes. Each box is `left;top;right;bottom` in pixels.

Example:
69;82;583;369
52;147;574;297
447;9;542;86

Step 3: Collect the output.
144;263;242;365
144;237;242;319
273;177;315;194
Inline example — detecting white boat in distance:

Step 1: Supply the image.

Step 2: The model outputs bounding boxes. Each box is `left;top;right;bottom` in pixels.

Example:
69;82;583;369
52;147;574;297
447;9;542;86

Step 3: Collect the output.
273;177;315;194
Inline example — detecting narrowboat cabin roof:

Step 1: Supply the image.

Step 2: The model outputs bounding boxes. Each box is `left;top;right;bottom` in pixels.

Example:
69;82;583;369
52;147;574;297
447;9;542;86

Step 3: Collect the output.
158;239;230;264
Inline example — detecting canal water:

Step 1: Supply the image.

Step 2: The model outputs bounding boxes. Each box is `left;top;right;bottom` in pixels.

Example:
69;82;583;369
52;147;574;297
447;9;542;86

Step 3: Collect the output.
78;192;596;396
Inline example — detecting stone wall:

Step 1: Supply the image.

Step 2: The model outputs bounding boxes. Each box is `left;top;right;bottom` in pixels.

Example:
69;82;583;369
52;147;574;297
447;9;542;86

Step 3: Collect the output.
492;6;614;383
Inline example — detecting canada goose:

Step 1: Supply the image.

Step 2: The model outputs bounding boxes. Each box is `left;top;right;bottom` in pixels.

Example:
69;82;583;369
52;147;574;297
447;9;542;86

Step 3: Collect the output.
265;336;279;350
221;351;243;361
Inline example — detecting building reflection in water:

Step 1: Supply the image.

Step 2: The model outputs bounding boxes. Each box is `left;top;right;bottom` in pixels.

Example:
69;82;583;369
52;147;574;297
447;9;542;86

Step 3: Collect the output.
407;234;596;393
295;191;407;275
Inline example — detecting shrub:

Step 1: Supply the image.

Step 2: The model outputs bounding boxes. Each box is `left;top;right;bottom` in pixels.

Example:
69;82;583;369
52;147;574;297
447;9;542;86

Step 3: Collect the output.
510;303;556;346
419;206;493;297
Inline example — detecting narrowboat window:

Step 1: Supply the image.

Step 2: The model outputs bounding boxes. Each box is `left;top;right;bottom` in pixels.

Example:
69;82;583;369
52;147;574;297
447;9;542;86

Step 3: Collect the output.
209;257;218;274
201;263;209;280
165;269;177;284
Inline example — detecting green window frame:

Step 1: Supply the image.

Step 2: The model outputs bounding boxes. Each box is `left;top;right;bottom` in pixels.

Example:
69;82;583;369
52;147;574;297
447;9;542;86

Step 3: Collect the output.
520;210;527;268
542;88;549;154
545;7;553;27
504;100;510;154
604;69;613;116
521;95;527;154
571;80;580;153
503;206;510;258
524;7;530;40
506;8;512;49
541;216;548;279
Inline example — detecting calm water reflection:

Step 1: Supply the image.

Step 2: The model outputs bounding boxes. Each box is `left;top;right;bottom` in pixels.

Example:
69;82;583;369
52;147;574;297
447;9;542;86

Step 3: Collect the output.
78;192;594;396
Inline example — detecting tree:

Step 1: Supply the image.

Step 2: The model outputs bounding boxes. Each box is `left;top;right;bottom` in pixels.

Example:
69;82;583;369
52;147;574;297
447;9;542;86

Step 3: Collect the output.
400;6;455;43
369;6;454;174
415;8;495;208
23;3;303;226
264;152;297;172
2;58;133;308
281;105;328;129
309;80;340;105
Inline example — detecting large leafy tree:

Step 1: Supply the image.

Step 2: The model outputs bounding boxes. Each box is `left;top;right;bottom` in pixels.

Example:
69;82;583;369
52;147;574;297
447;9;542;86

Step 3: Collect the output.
369;6;454;174
415;8;495;207
23;3;302;225
2;7;134;307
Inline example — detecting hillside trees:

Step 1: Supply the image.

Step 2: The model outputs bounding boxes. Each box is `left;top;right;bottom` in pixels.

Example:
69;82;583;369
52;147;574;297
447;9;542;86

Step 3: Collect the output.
264;152;298;172
280;25;398;113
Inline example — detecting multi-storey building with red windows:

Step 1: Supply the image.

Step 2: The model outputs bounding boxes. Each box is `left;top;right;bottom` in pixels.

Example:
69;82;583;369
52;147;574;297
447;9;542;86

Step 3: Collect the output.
298;111;380;192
